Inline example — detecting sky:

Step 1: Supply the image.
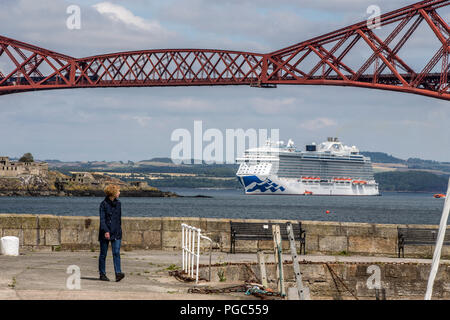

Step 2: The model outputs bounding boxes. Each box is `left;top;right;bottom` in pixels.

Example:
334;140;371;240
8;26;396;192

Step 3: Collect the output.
0;0;449;162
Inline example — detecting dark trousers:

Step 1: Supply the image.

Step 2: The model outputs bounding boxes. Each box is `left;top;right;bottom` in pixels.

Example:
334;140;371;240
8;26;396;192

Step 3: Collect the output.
99;239;122;275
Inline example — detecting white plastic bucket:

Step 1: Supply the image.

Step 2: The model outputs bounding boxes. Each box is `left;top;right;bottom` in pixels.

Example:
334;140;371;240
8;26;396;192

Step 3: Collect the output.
0;236;19;256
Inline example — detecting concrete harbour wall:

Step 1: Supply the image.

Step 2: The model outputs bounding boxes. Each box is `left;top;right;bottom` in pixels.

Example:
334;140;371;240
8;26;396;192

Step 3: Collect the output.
0;213;449;258
199;261;450;299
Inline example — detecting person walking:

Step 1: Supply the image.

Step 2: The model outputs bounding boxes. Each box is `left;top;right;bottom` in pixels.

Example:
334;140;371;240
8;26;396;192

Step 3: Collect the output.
98;184;125;282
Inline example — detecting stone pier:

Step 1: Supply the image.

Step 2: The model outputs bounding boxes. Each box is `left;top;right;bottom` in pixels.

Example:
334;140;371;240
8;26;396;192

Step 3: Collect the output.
1;213;449;258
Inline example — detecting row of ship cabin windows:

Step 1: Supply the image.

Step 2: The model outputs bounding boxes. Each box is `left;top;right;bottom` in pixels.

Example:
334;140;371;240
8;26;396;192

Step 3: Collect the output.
239;164;270;174
300;181;367;184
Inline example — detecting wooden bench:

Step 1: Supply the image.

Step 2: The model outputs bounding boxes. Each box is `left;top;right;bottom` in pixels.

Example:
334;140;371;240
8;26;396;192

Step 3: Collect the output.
397;227;450;258
230;221;306;254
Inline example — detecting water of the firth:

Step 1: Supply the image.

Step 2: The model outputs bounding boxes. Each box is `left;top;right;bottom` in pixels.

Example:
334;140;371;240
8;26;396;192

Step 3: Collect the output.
0;188;445;225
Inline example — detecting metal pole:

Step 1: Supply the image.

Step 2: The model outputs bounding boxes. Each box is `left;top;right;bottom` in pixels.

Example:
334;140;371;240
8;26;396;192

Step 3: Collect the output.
272;225;285;297
185;225;189;273
186;227;189;275
277;243;285;297
191;227;195;278
272;226;280;293
188;227;192;276
425;178;450;300
257;250;268;288
196;228;201;283
287;222;310;300
181;224;185;272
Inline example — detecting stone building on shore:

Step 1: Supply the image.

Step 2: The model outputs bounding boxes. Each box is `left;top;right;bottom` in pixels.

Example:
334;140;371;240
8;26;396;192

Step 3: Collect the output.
64;172;96;184
130;181;149;188
0;156;48;178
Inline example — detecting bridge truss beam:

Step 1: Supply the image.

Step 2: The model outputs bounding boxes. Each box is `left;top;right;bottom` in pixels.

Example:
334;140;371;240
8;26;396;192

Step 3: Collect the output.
0;0;448;100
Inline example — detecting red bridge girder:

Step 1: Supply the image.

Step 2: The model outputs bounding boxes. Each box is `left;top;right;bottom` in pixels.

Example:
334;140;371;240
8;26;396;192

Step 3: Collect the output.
0;0;448;100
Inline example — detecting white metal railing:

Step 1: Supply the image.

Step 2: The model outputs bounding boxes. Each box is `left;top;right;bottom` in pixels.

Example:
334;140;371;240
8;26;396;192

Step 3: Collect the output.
181;223;213;283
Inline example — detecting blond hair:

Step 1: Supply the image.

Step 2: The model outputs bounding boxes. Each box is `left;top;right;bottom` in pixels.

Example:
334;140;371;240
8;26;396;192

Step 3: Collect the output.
104;184;120;197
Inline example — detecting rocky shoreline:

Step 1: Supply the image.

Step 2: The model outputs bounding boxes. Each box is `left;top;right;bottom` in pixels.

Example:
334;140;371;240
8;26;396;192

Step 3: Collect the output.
0;189;179;197
0;171;182;198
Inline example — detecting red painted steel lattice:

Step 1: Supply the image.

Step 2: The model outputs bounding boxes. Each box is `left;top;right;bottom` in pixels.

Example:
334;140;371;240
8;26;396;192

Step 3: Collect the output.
0;0;448;100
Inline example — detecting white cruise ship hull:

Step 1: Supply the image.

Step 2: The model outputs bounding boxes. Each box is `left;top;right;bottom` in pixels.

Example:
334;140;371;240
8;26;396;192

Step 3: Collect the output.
238;175;379;196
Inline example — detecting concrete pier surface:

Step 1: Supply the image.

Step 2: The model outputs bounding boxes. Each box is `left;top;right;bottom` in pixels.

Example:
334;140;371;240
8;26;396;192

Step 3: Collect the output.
0;250;448;300
0;250;254;300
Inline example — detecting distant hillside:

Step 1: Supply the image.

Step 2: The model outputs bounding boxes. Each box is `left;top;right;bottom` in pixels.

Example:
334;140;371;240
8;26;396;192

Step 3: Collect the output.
18;152;446;191
375;171;448;192
362;152;450;174
361;152;405;164
146;157;173;163
144;158;228;165
406;158;450;173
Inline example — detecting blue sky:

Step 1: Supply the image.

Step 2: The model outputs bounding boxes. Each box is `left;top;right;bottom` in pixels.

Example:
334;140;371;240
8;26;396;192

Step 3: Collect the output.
0;0;449;162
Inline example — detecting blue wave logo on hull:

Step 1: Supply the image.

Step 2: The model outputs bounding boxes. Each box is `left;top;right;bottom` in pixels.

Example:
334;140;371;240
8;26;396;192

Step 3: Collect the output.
242;176;285;193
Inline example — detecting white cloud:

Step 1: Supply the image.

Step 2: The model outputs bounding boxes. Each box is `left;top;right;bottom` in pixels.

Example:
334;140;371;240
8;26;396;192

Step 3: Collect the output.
250;97;298;114
93;2;163;33
125;115;153;127
0;1;448;161
135;116;152;127
0;0;179;58
161;97;214;112
300;118;337;130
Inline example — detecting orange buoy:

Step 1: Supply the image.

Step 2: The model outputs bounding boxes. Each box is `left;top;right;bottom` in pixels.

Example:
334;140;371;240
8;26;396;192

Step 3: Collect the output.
326;210;330;214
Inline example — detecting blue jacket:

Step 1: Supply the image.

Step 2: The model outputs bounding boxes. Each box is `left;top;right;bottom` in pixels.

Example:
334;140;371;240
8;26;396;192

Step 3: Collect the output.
99;197;122;241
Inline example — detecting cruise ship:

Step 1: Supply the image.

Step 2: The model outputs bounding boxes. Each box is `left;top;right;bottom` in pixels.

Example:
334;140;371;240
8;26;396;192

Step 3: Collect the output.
236;137;379;196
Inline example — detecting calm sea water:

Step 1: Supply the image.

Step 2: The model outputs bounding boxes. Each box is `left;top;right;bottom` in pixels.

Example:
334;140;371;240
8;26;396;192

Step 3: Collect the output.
0;189;446;225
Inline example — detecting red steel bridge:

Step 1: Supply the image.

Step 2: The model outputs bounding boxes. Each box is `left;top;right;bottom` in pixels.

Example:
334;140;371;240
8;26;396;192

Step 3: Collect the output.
0;0;448;100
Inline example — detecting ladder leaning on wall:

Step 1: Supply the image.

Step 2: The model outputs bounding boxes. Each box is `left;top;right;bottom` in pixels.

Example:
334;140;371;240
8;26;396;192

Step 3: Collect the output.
425;178;450;300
